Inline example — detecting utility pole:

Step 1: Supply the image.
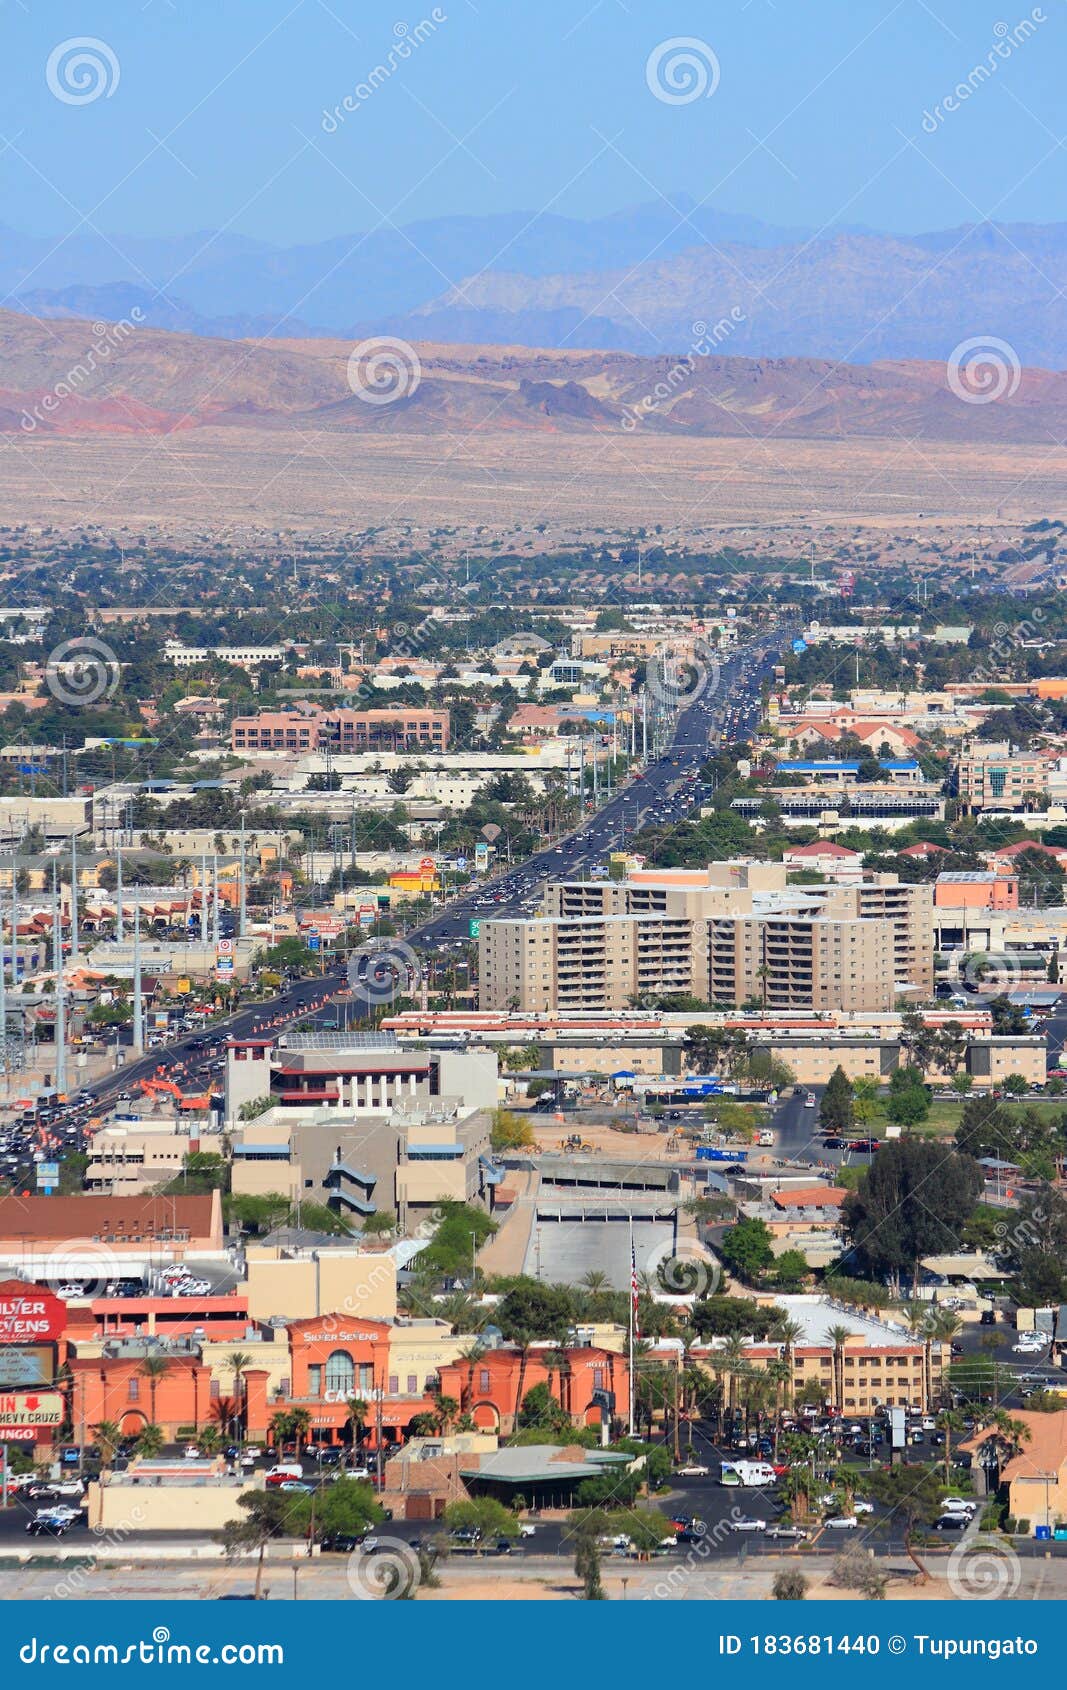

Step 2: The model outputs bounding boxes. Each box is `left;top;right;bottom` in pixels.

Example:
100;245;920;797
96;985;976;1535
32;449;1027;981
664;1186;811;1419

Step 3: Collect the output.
69;831;78;963
52;866;66;1096
200;854;208;945
239;813;247;940
0;857;7;1099
116;842;124;942
132;900;143;1056
212;853;220;948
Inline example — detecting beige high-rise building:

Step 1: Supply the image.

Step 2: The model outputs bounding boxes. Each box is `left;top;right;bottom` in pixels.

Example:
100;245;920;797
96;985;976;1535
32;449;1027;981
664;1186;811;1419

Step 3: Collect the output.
708;913;896;1013
800;877;934;1000
478;911;710;1014
480;865;923;1016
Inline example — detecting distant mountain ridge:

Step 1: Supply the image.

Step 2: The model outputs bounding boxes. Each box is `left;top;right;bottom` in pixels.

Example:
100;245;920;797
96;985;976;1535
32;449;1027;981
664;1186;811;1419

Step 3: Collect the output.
2;308;1066;445
4;204;1067;363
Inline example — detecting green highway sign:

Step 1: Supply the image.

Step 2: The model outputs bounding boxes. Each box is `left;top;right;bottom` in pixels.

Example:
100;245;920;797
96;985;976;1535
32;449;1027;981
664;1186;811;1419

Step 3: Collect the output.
468;918;481;938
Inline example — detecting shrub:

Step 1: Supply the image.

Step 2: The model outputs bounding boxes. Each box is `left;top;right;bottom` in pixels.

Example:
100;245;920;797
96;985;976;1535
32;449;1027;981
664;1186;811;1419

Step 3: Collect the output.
772;1570;808;1600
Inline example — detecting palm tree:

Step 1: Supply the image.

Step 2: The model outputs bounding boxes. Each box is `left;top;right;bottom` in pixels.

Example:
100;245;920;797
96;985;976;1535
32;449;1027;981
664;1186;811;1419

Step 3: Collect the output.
198;1424;223;1457
720;1334;749;1419
936;1408;966;1484
433;1394;459;1434
225;1352;253;1435
288;1407;311;1458
581;1270;609;1297
770;1317;805;1411
91;1419;122;1471
211;1397;239;1441
827;1325;853;1414
136;1423;165;1458
139;1355;171;1430
344;1396;368;1467
269;1409;293;1454
456;1346;485;1420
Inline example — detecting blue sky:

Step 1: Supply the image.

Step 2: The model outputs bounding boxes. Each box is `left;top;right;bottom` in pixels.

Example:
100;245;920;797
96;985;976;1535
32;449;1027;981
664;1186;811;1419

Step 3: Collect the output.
2;0;1063;242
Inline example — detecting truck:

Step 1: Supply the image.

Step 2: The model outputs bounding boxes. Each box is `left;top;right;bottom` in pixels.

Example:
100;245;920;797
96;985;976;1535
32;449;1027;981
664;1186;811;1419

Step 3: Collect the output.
695;1146;748;1163
720;1460;777;1487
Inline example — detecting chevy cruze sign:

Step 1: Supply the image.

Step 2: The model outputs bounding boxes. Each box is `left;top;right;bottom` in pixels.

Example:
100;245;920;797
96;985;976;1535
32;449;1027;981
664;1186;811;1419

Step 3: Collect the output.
0;1391;63;1432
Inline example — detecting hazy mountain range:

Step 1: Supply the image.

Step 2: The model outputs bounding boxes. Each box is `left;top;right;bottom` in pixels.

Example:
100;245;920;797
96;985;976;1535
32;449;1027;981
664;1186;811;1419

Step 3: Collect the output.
4;202;1067;366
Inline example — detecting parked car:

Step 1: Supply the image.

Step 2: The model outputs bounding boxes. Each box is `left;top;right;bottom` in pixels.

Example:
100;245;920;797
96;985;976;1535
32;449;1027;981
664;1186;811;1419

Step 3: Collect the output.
823;1515;858;1529
320;1533;366;1553
765;1524;807;1540
935;1514;968;1531
729;1517;767;1532
675;1463;710;1477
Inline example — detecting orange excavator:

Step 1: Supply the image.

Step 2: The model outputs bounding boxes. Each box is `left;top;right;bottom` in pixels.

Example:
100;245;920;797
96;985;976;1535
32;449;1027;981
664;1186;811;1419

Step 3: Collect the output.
138;1077;211;1112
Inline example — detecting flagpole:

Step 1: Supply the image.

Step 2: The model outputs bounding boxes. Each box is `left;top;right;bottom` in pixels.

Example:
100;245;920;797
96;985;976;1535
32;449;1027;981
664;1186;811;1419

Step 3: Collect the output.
628;1213;635;1436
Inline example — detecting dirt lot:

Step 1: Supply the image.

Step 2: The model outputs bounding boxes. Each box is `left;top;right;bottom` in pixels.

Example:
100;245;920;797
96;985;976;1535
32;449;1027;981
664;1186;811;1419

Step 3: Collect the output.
3;425;1064;555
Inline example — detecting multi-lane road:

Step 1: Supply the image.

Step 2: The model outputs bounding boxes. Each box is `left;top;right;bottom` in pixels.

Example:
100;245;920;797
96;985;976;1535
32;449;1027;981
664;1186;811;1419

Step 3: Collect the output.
1;631;785;1189
414;634;785;944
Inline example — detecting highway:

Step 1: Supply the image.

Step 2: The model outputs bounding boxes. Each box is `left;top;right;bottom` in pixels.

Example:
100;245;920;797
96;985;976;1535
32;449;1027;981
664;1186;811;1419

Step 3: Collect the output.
412;631;786;944
0;630;787;1191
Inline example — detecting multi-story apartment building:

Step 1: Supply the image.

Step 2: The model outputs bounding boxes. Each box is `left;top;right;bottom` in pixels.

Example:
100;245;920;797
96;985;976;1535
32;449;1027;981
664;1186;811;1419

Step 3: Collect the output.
482;864;928;1015
479;911;710;1014
230;705;450;754
958;740;1050;812
800;877;935;1000
707;912;896;1014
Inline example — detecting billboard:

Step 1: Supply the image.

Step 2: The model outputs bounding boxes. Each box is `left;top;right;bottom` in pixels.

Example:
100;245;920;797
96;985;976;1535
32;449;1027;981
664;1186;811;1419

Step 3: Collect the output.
0;1284;66;1344
0;1391;64;1438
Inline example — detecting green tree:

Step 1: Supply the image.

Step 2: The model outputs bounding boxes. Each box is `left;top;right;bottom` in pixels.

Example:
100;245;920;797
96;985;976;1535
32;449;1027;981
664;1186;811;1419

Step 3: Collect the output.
720;1217;774;1283
842;1139;982;1290
820;1067;854;1134
863;1464;945;1583
491;1108;535;1151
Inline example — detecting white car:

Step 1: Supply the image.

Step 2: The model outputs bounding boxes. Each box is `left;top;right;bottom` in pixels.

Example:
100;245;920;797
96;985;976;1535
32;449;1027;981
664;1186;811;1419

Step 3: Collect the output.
765;1524;807;1540
675;1463;710;1477
824;1514;858;1529
853;1500;875;1515
518;1523;536;1537
1013;1340;1043;1353
56;1283;86;1298
182;1445;200;1460
729;1517;767;1532
804;1093;816;1108
942;1498;978;1516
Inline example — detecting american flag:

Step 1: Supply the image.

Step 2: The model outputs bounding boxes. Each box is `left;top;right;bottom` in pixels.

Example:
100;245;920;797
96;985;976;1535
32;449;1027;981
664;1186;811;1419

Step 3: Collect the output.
630;1233;640;1339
